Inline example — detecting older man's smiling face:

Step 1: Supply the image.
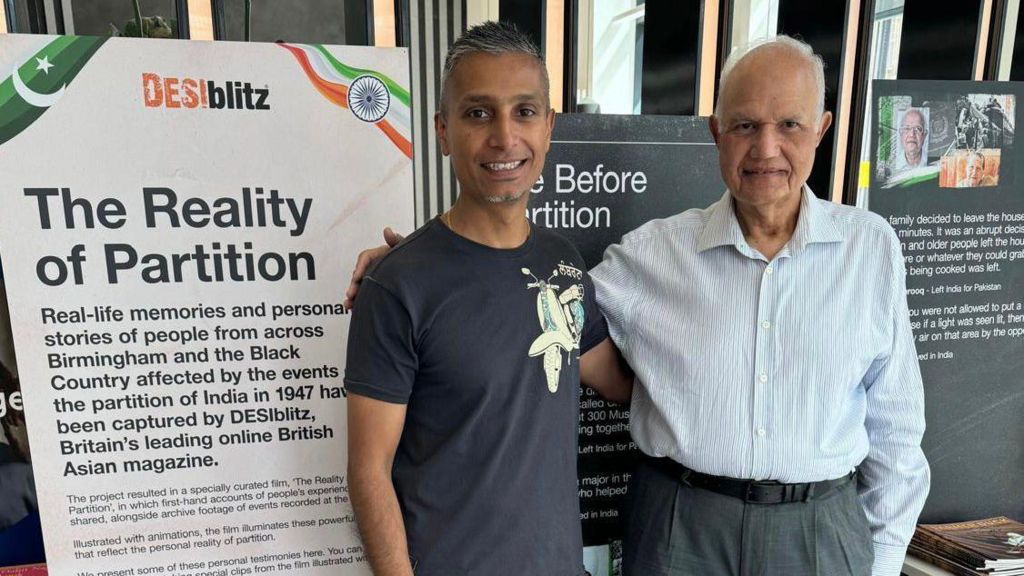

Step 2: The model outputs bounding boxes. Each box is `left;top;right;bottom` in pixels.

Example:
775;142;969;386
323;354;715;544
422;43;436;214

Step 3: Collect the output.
710;46;832;214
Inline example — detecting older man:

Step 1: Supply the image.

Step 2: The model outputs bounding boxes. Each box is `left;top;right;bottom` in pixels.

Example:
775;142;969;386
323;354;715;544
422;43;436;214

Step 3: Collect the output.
896;108;928;170
592;37;929;576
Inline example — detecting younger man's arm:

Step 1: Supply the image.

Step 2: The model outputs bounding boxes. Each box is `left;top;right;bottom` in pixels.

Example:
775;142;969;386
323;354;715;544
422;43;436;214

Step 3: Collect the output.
581;338;633;404
578;269;633;404
347;393;413;576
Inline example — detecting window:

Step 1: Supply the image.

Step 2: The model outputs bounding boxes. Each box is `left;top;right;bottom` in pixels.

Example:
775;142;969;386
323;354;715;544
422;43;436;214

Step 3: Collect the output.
575;0;644;114
213;0;368;45
68;0;184;38
852;1;904;206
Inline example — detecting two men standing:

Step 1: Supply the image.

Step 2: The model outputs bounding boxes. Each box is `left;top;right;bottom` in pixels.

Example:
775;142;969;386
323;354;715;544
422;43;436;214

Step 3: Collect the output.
344;22;929;576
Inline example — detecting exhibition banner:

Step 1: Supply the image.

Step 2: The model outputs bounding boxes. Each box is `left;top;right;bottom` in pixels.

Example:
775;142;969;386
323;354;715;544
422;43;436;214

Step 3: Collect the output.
868;80;1023;521
0;34;413;575
533;114;724;571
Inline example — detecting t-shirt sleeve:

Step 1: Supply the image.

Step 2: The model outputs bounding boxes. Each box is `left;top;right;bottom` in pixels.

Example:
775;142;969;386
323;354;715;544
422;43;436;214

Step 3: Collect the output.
579;271;609;355
344;277;417;404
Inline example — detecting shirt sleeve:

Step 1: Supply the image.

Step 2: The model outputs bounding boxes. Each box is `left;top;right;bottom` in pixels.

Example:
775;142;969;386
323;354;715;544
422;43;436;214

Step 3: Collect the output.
579;271;609;355
858;230;931;576
343;276;418;404
589;239;639;357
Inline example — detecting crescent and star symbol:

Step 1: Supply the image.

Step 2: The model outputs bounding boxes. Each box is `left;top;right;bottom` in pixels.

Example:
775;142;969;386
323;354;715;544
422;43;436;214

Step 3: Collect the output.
10;53;66;108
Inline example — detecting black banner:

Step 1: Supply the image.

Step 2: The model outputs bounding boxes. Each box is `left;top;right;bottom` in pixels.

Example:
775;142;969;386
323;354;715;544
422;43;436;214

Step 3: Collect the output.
868;80;1024;522
533;114;724;545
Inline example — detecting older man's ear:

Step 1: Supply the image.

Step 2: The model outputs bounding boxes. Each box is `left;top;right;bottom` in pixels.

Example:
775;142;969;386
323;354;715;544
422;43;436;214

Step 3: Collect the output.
709;115;722;145
816;111;833;145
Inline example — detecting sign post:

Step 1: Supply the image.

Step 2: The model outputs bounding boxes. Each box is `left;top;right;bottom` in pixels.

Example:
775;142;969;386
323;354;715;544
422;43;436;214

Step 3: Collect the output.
0;34;413;575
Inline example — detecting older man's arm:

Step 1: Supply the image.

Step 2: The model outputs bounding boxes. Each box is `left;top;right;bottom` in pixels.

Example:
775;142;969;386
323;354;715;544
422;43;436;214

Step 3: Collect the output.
859;234;931;576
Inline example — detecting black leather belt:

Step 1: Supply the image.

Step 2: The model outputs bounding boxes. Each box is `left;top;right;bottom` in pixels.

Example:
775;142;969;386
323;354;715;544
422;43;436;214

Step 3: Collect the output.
648;457;856;505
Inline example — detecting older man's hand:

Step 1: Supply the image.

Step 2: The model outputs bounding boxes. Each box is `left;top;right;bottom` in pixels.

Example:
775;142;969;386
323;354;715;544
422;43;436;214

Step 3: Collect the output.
343;227;405;310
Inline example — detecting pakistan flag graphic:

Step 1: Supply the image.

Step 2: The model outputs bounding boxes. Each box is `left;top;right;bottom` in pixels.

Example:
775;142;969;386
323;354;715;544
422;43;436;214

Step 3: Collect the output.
0;36;107;146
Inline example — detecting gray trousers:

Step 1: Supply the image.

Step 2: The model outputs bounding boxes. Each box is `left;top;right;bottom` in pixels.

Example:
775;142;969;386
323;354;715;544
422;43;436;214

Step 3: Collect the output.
622;460;874;576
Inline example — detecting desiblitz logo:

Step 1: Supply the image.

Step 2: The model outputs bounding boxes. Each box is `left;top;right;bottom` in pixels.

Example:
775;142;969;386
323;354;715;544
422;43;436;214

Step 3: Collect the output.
142;73;270;110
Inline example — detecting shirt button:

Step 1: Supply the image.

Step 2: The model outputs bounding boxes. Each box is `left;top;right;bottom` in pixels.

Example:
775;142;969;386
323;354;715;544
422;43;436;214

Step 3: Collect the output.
758;373;768;383
756;428;767;437
761;320;771;330
765;266;774;275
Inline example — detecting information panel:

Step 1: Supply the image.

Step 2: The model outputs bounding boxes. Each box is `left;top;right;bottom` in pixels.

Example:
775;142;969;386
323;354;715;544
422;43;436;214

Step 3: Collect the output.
0;35;413;575
868;79;1023;522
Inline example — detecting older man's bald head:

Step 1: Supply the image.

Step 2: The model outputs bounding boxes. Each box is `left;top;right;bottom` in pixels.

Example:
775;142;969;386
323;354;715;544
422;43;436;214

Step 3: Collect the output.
716;36;826;120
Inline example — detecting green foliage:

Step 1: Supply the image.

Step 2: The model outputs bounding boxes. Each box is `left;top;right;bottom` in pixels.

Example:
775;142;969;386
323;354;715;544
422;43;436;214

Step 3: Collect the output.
107;0;176;39
118;16;177;38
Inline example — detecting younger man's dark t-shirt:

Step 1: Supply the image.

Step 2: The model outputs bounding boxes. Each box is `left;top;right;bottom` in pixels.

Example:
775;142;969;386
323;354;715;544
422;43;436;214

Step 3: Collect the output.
345;218;607;576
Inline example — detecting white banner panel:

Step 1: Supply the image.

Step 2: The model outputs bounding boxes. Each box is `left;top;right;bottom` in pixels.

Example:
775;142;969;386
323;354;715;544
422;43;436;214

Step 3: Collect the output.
0;34;413;575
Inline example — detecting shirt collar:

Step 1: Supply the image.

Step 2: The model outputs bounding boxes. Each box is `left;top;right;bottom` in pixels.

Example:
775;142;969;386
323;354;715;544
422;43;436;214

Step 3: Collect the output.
697;185;844;254
697;190;747;252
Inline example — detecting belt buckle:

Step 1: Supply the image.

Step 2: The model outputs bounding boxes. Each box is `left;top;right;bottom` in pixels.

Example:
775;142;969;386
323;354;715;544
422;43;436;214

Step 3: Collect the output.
743;482;758;503
744;480;779;503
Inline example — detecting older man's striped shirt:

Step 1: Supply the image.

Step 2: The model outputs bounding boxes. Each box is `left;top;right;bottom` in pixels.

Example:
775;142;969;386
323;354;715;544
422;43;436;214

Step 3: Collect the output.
590;188;930;576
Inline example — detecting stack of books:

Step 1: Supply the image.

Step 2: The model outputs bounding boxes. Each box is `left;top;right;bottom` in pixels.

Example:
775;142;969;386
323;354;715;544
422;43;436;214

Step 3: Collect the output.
910;517;1024;576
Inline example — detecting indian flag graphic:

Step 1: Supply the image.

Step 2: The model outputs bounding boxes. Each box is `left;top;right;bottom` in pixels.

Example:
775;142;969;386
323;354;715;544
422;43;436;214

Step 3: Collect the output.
0;35;107;146
279;42;412;159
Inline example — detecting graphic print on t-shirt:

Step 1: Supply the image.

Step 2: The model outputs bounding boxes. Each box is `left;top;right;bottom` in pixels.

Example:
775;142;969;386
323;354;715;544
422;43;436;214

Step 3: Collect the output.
521;261;586;393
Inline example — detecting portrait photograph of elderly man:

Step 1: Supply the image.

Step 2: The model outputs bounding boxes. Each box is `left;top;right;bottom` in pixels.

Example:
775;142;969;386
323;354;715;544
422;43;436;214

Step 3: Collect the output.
896;108;930;171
